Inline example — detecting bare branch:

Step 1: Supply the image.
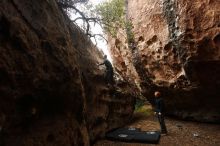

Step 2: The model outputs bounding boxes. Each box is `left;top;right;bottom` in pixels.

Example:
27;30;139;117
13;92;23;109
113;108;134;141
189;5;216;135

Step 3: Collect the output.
57;1;111;46
73;17;83;22
88;33;108;46
57;3;86;18
91;34;108;43
85;21;90;35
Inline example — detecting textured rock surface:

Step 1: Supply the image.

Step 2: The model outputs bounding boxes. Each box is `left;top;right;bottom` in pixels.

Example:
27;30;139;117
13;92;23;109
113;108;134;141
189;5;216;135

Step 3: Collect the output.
0;0;135;145
109;0;220;122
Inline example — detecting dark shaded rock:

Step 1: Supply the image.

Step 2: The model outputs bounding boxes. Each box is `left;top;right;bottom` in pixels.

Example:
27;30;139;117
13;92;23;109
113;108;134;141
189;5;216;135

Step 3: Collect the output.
0;0;135;145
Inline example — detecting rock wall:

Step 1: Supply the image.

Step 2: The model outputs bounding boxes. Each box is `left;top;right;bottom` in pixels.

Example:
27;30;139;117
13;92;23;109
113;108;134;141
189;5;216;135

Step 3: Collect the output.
0;0;135;146
109;0;220;122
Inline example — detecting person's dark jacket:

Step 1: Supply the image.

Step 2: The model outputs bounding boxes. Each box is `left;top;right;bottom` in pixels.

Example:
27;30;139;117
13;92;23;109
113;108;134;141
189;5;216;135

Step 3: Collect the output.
100;59;113;71
154;98;165;113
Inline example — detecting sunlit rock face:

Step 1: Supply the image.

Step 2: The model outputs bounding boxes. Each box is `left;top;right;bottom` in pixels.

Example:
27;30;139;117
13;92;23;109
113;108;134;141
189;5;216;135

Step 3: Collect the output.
108;35;142;95
109;0;220;122
0;0;135;145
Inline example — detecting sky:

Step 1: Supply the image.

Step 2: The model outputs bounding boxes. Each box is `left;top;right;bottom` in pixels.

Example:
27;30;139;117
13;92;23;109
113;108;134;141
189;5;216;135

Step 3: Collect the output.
89;0;112;61
90;0;107;5
71;0;112;61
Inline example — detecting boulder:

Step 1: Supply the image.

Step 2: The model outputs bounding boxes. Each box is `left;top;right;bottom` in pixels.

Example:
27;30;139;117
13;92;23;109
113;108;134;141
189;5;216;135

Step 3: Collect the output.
0;0;135;145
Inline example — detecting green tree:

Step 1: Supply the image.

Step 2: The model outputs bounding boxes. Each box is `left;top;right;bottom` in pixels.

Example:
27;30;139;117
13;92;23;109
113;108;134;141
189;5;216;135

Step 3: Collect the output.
96;0;124;37
57;0;134;44
57;0;107;44
95;0;134;40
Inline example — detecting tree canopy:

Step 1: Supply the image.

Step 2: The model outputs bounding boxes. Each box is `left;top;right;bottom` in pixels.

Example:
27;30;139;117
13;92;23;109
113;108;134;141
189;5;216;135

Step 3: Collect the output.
57;0;133;44
95;0;125;37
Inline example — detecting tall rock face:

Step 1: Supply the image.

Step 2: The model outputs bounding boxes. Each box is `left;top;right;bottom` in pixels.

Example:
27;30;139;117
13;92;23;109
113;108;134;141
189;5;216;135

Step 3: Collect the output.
0;0;135;146
109;0;220;122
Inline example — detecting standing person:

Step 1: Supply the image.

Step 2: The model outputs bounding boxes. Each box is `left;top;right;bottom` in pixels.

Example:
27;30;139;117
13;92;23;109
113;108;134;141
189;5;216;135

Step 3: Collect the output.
98;55;114;85
154;91;168;135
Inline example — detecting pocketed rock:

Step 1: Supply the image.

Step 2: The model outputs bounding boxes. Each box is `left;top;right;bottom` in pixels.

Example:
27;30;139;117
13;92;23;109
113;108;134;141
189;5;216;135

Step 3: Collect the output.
109;0;220;123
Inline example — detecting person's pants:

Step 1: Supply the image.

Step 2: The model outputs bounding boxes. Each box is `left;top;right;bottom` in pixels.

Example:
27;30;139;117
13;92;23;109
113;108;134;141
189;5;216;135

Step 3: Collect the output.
157;114;167;134
105;70;114;85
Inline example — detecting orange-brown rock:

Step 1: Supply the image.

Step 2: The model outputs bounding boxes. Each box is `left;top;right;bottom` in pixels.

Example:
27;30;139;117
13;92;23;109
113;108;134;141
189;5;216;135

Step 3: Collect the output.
0;0;135;145
109;0;220;122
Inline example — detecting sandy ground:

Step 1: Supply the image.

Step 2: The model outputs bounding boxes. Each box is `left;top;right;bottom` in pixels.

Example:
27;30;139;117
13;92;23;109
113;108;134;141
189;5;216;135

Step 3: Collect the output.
94;106;220;146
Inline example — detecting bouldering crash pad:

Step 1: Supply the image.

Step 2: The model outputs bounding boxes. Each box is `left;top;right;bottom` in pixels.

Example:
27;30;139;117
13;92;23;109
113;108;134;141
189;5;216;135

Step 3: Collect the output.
106;127;160;144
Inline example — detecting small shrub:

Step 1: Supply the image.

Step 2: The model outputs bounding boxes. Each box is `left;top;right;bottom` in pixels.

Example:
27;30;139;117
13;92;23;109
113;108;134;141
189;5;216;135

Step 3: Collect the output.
135;99;153;116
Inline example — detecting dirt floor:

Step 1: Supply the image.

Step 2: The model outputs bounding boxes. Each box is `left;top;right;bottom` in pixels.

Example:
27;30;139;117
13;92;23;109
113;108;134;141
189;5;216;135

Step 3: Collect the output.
94;105;220;146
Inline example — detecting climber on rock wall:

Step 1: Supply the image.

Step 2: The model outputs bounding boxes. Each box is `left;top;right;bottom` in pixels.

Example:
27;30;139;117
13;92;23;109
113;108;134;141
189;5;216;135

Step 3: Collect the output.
98;55;114;86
